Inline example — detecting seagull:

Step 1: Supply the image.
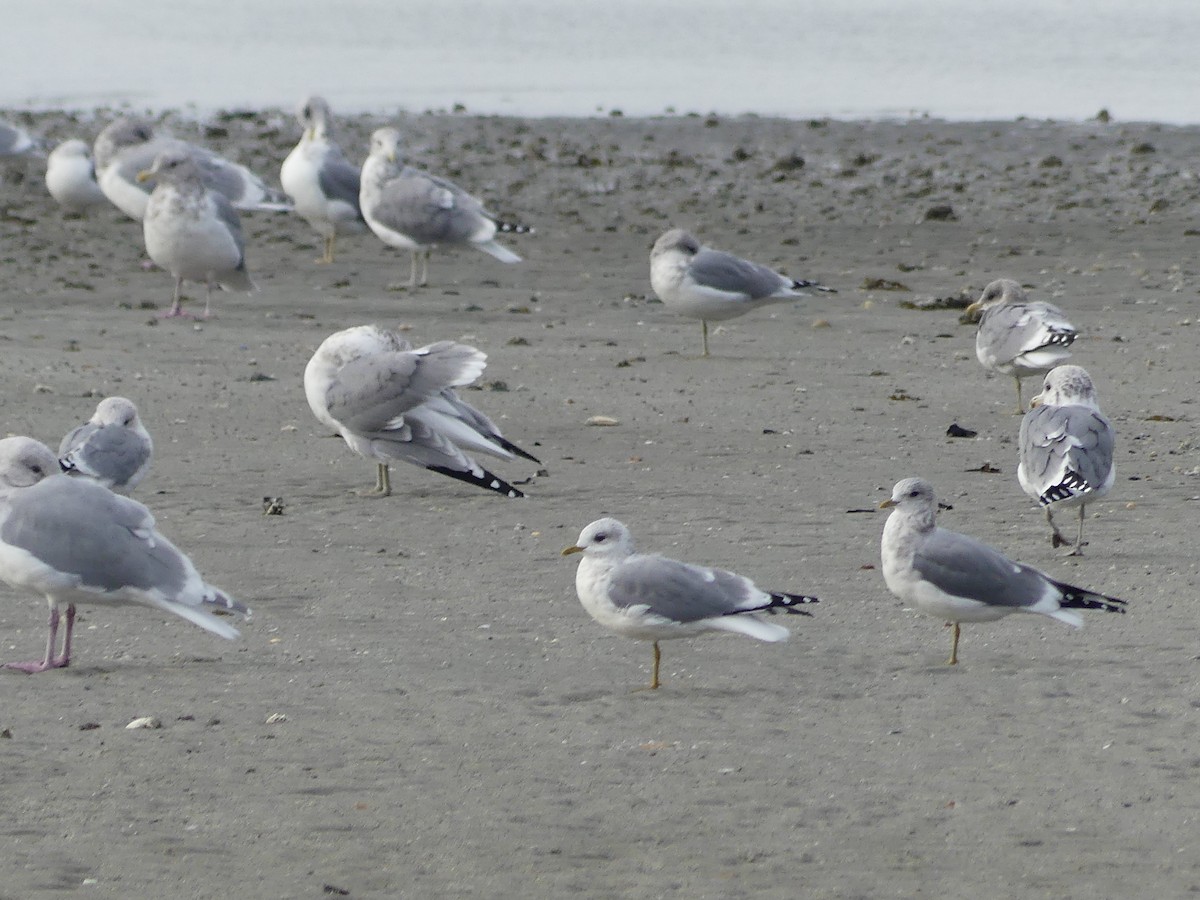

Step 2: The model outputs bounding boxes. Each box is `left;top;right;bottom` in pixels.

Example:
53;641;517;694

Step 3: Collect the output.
304;324;540;499
966;279;1077;413
58;396;154;493
359;126;530;289
280;95;366;263
880;477;1126;665
139;148;257;318
561;517;818;690
1018;365;1115;555
649;228;836;356
0;437;248;674
45;139;108;213
0;118;37;158
93;116;290;221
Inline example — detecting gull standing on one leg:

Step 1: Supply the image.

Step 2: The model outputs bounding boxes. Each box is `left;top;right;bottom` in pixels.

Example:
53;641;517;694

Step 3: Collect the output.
1018;365;1115;555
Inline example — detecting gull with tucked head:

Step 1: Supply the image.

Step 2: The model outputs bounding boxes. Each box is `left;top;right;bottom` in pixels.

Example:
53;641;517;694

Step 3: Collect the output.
649;228;836;356
880;477;1125;665
45;139;107;213
1018;365;1115;555
562;517;818;690
58;396;154;493
359;127;530;289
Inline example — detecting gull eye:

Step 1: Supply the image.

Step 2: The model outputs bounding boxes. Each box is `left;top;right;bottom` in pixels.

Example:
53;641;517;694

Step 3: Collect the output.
593;533;607;543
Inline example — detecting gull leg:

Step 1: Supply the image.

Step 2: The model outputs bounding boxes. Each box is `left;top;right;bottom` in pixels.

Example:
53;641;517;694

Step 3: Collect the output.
160;276;193;318
1046;507;1070;549
407;251;419;290
1013;377;1024;414
634;641;663;691
5;606;69;674
947;622;960;665
356;463;392;498
317;234;335;264
418;249;430;287
201;281;217;319
1063;503;1088;557
52;604;76;668
701;321;710;357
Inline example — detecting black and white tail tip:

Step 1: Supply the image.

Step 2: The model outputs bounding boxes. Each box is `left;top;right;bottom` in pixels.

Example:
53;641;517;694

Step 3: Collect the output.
736;592;820;618
496;219;535;235
1055;583;1127;615
494;436;541;464
1040;472;1090;505
205;591;251;618
793;279;836;294
428;464;526;499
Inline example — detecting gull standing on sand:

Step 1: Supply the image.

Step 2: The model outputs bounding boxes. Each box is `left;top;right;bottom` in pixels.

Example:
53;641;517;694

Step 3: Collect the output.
304;324;540;499
44;139;108;212
0;437;248;674
58;396;154;493
359;127;530;289
93;116;290;220
139;148;257;318
649;228;836;356
561;517;819;690
880;477;1126;665
280;95;366;263
966;278;1077;413
1018;365;1115;555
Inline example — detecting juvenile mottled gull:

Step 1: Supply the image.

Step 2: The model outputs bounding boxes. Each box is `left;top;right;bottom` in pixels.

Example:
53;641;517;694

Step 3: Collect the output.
360;127;530;289
280;95;366;263
966;278;1077;413
139;148;257;318
561;517;818;690
304;324;540;499
1018;365;1115;555
44;139;108;212
0;118;37;157
58;396;153;493
880;477;1125;665
0;437;248;674
93;116;290;221
649;228;836;356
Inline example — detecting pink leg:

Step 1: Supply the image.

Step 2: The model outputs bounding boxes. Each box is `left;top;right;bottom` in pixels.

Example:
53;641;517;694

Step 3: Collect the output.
159;276;195;319
5;605;71;674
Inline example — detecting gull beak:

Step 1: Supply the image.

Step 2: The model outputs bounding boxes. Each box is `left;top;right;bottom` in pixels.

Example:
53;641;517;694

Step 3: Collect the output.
135;169;154;183
878;498;896;509
1028;394;1044;409
561;545;584;557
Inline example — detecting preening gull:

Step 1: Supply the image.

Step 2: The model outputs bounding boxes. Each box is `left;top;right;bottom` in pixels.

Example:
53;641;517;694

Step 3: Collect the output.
0;437;248;674
304;324;540;499
880;477;1125;665
44;139;108;212
1018;365;1115;555
140;148;257;318
359;127;530;289
59;396;154;492
649;228;836;356
280;95;366;263
562;517;818;689
966;279;1077;413
93;116;290;220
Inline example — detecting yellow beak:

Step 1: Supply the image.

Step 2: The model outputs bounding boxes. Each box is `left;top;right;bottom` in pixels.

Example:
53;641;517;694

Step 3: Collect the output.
135;169;154;183
561;545;584;557
878;498;896;509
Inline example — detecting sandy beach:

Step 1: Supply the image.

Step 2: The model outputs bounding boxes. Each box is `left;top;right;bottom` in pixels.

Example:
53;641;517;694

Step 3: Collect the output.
2;109;1199;898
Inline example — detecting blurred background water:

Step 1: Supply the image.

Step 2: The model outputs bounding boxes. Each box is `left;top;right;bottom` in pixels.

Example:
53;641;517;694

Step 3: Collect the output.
3;0;1197;122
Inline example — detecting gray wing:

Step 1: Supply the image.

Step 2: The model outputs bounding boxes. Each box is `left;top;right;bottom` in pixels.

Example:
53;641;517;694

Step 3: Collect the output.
373;167;488;244
913;527;1052;609
60;424;150;487
431;388;541;463
1020;405;1114;499
58;422;95;459
317;149;363;213
1;477;188;594
324;342;483;434
688;249;790;299
980;300;1076;358
111;140;167;194
607;555;760;623
210;191;247;259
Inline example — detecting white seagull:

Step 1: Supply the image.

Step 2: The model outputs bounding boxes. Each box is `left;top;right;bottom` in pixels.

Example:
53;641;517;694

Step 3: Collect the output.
966;278;1077;413
1018;365;1115;555
44;139;108;213
58;396;154;493
562;517;818;690
359;127;530;289
93;116;290;220
139;148;257;318
649;228;836;356
304;324;540;499
280;95;366;264
0;437;248;674
880;477;1126;665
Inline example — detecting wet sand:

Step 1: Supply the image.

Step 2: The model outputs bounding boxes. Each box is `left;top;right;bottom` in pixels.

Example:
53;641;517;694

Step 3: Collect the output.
2;109;1200;897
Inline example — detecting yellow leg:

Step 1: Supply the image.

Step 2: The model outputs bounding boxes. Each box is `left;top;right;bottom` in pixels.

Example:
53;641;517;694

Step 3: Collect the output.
634;641;663;691
357;463;392;498
1013;377;1024;414
317;234;335;264
701;321;710;357
947;622;960;665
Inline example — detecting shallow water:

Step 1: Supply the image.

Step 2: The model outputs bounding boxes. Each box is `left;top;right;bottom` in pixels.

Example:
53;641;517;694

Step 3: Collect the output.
5;0;1199;122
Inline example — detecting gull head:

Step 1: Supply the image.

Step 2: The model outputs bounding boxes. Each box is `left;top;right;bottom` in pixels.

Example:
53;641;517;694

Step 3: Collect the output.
137;148;200;184
562;517;635;559
368;127;402;165
965;277;1028;318
0;437;60;497
91;396;143;429
650;228;701;262
1030;364;1098;409
880;477;938;515
299;95;332;140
